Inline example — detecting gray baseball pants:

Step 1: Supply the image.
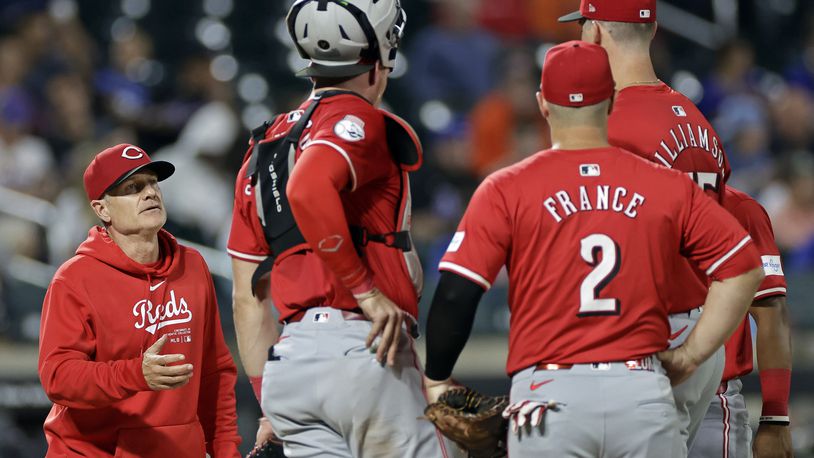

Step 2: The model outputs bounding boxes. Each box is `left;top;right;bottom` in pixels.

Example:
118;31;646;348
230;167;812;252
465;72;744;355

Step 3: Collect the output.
507;356;682;458
670;307;727;455
260;307;459;458
689;378;752;458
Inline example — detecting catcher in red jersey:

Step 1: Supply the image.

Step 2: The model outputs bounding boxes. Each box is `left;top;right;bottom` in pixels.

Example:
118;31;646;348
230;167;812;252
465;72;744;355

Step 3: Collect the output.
560;0;734;451
228;1;457;457
689;186;793;458
422;40;764;458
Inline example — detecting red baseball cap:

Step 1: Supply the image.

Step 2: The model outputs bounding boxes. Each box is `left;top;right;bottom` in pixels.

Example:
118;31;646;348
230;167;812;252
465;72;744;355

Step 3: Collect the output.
83;144;174;201
559;0;656;23
541;41;614;108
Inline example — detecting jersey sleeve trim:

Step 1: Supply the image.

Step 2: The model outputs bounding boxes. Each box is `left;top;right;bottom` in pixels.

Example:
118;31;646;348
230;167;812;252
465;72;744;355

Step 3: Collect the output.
706;235;752;276
755;286;787;299
306;140;358;191
226;248;266;263
438;261;491;290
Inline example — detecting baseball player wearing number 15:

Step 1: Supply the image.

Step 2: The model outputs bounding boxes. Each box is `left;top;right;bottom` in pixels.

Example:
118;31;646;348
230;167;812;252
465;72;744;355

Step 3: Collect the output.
560;0;734;451
422;41;764;458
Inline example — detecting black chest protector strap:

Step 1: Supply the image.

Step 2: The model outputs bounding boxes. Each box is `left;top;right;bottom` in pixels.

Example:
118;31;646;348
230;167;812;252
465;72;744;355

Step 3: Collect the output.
349;226;411;251
247;96;324;295
246;90;413;296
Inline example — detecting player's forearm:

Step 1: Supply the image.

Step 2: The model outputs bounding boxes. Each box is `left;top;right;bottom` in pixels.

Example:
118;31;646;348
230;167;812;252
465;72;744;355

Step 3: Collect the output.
424;272;484;381
231;259;279;377
751;296;793;371
685;267;763;365
232;293;277;377
751;296;793;423
288;147;373;293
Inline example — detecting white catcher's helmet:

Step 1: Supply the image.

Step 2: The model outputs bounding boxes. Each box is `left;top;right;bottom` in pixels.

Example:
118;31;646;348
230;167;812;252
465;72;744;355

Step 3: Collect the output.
286;0;406;78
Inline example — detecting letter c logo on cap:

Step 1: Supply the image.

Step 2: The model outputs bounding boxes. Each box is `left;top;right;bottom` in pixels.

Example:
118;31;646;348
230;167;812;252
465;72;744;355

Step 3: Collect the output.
121;146;145;160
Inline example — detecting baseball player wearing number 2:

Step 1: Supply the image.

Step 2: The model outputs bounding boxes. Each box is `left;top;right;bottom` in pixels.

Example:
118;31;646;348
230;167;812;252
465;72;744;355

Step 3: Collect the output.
560;0;735;452
422;41;764;458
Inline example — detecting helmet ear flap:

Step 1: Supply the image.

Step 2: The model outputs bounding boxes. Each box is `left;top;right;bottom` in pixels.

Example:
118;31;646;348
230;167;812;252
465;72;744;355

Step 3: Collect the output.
286;0;311;61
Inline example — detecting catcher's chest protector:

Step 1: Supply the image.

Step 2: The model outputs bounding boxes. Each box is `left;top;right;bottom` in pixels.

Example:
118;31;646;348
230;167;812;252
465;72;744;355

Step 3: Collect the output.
244;90;423;295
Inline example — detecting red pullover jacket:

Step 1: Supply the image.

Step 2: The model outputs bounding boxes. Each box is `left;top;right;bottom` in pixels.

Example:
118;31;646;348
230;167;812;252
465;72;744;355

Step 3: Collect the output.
38;227;240;457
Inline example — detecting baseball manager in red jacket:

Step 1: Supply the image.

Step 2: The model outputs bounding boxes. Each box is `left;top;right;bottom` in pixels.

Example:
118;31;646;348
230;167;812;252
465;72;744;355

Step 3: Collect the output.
38;144;241;457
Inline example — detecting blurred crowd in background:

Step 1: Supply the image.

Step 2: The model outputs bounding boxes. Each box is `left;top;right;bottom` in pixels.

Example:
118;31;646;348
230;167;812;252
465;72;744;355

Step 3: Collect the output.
1;0;814;455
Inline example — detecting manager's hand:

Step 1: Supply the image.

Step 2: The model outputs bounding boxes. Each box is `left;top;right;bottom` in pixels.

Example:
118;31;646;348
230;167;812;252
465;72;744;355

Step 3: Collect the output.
142;335;193;390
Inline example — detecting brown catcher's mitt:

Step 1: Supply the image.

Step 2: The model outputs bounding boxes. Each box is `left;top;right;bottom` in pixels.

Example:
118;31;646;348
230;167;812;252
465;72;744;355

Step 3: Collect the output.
424;387;509;458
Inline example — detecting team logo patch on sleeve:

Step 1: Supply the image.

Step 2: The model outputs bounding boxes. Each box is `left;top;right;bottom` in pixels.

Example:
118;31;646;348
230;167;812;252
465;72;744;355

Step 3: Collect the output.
447;231;465;252
580;164;601;176
287;110;304;123
761;255;784;276
334;115;366;142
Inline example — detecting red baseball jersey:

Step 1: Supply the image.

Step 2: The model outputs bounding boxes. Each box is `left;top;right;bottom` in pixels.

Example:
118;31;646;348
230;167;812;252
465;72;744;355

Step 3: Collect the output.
228;93;421;320
608;82;731;314
609;83;731;199
440;147;759;375
721;186;787;381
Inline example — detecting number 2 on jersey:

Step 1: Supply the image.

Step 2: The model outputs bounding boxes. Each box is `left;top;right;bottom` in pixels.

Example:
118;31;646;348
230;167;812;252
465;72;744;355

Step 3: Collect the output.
578;234;621;316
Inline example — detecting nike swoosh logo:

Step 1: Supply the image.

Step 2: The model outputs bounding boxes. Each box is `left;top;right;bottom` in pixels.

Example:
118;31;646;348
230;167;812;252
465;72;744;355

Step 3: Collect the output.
149;281;166;292
530;379;554;391
669;325;689;340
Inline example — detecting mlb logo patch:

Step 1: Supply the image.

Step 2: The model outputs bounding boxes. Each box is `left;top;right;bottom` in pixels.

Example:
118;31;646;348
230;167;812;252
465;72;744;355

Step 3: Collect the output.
672;106;687;117
588;3;596;12
640;9;651;18
580;164;601;176
569;93;584;103
313;312;330;323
